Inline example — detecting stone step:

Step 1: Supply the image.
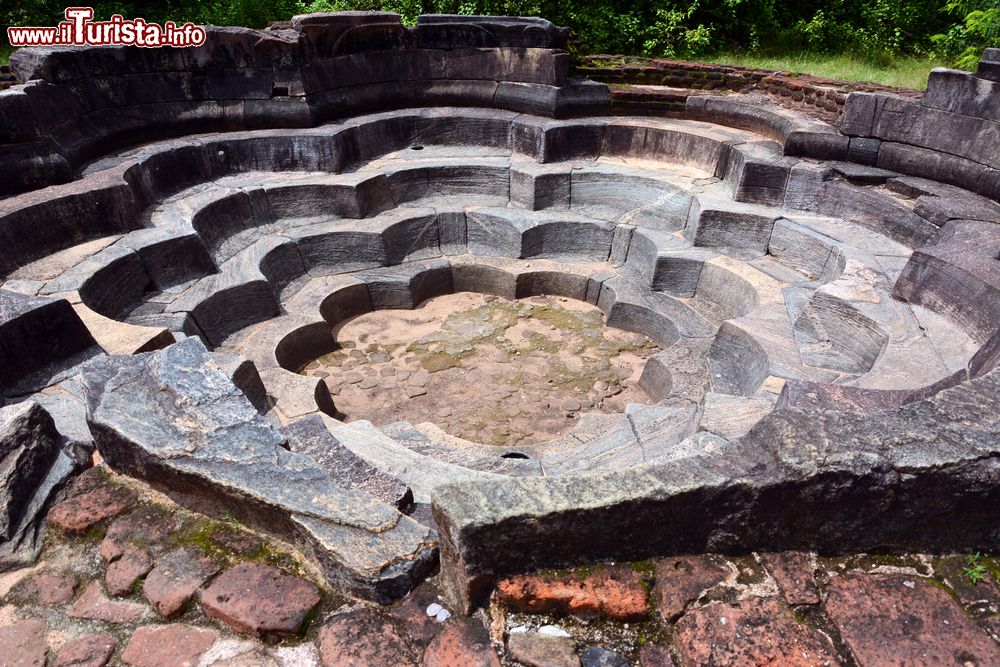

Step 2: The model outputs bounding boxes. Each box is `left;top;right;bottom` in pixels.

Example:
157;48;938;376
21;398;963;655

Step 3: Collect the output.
536;401;699;476
325;419;506;504
698;392;777;438
73;303;174;356
285;415;413;511
382;420;542;476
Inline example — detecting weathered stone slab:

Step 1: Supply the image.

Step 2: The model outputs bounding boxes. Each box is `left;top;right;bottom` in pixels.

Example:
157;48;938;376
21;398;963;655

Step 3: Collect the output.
166;263;281;348
327;419;504;504
0;401;79;569
978;48;1000;82
81;337;436;602
687;93;846;160
467;208;614;262
877;141;1000;201
783;163;938;247
723;140;793;206
685;198;778;257
872;95;1000;171
924;67;1000;122
415;14;568;50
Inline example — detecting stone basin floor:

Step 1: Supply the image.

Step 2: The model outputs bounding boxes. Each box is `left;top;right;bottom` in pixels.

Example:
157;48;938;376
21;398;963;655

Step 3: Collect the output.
300;293;657;447
1;465;998;666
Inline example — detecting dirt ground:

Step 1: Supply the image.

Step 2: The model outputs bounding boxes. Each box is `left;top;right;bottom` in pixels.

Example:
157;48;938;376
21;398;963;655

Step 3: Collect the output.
299;293;659;447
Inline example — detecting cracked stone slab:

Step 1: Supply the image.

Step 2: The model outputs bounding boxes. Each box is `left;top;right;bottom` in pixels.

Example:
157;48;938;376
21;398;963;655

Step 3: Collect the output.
80;337;436;602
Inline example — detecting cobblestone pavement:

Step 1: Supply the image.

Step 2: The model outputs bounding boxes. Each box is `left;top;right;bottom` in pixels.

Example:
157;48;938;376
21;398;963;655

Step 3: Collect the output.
1;466;998;667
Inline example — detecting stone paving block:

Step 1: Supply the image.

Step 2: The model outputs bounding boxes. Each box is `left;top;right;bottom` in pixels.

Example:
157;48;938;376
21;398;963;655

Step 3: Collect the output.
53;633;116;667
423;619;500;667
825;573;1000;666
652;555;729;622
317;609;418;667
142;547;220;618
121;624;217;667
0;291;96;393
9;572;76;606
99;505;178;562
507;632;581;667
201;563;320;639
760;551;820;605
46;483;134;536
0;619;48;667
105;547;153;597
674;597;841;666
69;581;146;624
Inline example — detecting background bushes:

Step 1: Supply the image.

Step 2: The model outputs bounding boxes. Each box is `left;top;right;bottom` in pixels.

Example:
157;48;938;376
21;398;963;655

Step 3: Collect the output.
2;0;997;70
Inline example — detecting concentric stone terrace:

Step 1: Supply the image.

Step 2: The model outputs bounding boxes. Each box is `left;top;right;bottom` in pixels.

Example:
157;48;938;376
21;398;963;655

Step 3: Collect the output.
1;13;999;619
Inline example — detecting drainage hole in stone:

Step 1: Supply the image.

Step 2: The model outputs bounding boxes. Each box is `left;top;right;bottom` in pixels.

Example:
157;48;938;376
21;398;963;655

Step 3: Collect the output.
501;452;530;459
299;293;658;447
410;145;424;150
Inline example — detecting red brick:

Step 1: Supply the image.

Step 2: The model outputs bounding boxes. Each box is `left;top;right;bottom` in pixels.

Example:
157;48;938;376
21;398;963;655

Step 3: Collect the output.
652;556;729;622
318;610;417;667
10;572;76;606
496;565;648;621
121;624;216;667
825;573;1000;666
675;597;840;666
0;619;48;667
47;487;133;535
423;619;499;667
201;563;319;639
68;581;144;624
53;633;116;667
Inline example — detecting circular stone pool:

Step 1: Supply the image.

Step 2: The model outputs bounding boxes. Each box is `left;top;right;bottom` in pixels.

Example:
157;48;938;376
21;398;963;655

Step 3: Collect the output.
2;12;999;611
299;292;657;446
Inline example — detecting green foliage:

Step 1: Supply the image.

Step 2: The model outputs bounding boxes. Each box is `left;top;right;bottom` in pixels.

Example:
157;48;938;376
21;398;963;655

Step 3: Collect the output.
964;551;991;584
932;0;1000;69
0;0;996;73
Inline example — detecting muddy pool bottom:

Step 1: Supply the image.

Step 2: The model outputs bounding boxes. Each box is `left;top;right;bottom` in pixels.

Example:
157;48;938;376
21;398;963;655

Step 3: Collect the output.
298;292;659;447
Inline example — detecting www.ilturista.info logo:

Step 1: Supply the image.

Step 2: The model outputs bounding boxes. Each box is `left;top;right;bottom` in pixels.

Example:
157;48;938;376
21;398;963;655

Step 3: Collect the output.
7;7;207;48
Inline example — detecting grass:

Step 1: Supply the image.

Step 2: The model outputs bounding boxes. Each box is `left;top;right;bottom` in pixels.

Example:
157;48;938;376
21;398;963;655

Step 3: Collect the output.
0;40;946;89
700;51;949;89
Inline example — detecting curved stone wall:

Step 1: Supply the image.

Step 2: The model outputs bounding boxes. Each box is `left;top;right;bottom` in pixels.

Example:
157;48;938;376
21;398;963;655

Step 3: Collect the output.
0;13;606;196
1;14;999;613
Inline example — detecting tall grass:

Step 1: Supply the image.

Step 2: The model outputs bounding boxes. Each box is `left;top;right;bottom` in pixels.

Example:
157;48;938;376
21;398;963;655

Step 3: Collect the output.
701;51;948;89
